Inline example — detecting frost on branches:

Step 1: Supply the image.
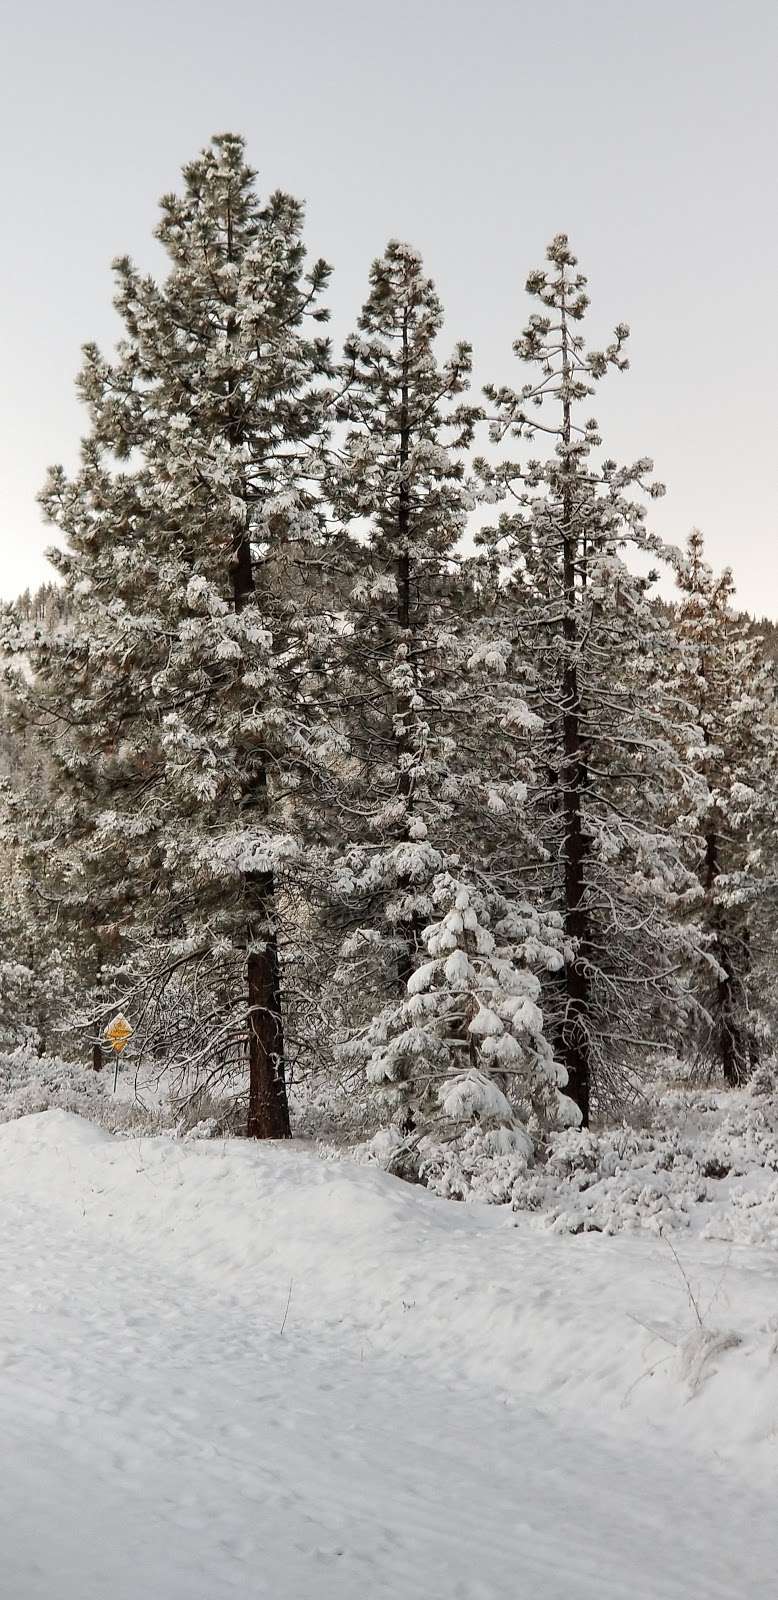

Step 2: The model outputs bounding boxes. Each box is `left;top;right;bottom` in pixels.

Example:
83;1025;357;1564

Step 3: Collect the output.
326;240;483;1020
668;531;778;1082
476;234;703;1123
4;133;339;1136
357;873;578;1183
0;148;774;1165
324;240;556;1111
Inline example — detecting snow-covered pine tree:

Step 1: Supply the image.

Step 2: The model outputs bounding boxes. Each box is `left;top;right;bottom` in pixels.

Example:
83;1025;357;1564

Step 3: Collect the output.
0;816;39;1055
326;243;570;1143
477;234;702;1123
362;870;575;1168
4;133;337;1136
669;531;778;1081
327;240;482;1009
2;575;161;1079
0;773;75;1057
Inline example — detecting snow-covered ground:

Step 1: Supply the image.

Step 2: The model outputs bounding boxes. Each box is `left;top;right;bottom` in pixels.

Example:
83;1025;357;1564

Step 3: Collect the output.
1;1109;777;1598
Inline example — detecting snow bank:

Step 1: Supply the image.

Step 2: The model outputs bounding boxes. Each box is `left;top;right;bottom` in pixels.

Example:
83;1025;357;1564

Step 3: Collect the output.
2;1107;777;1479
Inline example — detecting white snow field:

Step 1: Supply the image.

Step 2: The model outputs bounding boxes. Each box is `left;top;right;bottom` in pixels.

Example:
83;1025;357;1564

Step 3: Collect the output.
1;1111;777;1599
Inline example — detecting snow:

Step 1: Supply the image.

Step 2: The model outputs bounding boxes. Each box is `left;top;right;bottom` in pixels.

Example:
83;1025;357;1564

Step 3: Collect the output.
1;1108;777;1597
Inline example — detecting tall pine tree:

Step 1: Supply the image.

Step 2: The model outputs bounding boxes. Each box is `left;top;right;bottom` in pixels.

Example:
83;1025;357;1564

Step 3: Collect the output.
477;235;701;1122
328;241;480;1002
670;531;778;1081
4;134;336;1136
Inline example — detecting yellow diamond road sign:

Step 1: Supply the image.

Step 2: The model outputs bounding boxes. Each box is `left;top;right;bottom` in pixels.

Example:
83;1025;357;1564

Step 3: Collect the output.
105;1013;133;1054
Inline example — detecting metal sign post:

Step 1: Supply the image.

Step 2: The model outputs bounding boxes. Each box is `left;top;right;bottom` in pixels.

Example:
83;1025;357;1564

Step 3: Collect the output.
104;1014;134;1092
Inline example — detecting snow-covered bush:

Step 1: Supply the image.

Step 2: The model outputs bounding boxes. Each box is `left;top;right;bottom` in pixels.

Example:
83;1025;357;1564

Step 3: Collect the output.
351;1078;778;1237
0;1048;195;1135
0;1049;130;1129
417;1124;534;1203
0;960;38;1054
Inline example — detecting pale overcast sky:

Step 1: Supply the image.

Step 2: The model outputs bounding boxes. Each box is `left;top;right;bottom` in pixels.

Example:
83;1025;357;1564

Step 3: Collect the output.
1;0;775;610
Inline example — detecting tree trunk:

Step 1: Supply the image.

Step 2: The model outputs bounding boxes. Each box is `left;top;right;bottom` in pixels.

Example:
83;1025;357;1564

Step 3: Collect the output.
393;308;421;990
560;676;590;1123
743;926;759;1070
717;934;748;1086
222;222;290;1137
232;516;290;1140
246;869;291;1138
557;285;591;1126
705;828;749;1086
715;923;749;1086
89;923;105;1075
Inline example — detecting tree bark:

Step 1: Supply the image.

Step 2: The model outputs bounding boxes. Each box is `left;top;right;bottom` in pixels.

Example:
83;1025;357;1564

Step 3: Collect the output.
394;306;421;990
232;521;290;1140
705;827;749;1085
223;215;291;1139
245;869;291;1138
698;626;752;1086
557;282;591;1126
560;653;590;1124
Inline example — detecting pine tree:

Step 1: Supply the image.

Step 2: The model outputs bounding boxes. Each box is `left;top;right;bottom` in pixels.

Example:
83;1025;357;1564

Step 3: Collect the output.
1;585;145;1072
3;133;336;1136
477;235;701;1122
328;240;482;1008
0;779;75;1058
361;871;574;1158
670;531;778;1081
327;243;573;1137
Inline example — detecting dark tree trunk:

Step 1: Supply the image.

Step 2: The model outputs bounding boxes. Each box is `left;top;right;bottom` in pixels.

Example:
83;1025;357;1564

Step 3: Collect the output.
222;227;290;1140
716;933;748;1086
393;309;421;990
715;924;749;1086
396;545;420;990
744;927;760;1069
232;520;291;1141
88;917;107;1075
705;828;749;1086
701;825;749;1088
559;619;591;1124
246;870;291;1138
556;287;591;1126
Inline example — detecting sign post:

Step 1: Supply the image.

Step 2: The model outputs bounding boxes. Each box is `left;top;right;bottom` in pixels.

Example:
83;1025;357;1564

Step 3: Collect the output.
104;1013;134;1092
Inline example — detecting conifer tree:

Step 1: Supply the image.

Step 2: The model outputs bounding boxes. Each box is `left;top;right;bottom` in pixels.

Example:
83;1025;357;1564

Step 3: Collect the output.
670;531;778;1081
361;871;574;1160
0;778;75;1057
327;243;570;1133
328;240;482;1004
3;134;335;1136
477;235;701;1122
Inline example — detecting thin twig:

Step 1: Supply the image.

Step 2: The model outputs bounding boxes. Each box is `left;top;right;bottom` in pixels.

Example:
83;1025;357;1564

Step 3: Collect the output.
279;1279;294;1336
660;1228;704;1328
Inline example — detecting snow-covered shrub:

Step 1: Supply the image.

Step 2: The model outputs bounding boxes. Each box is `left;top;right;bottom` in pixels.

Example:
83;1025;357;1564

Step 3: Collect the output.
182;1116;221;1141
0;1049;108;1124
0;959;38;1054
353;1126;423;1183
749;1057;777;1099
289;1069;383;1147
543;1127;601;1178
418;1125;534;1204
355;1081;778;1233
0;1048;178;1134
